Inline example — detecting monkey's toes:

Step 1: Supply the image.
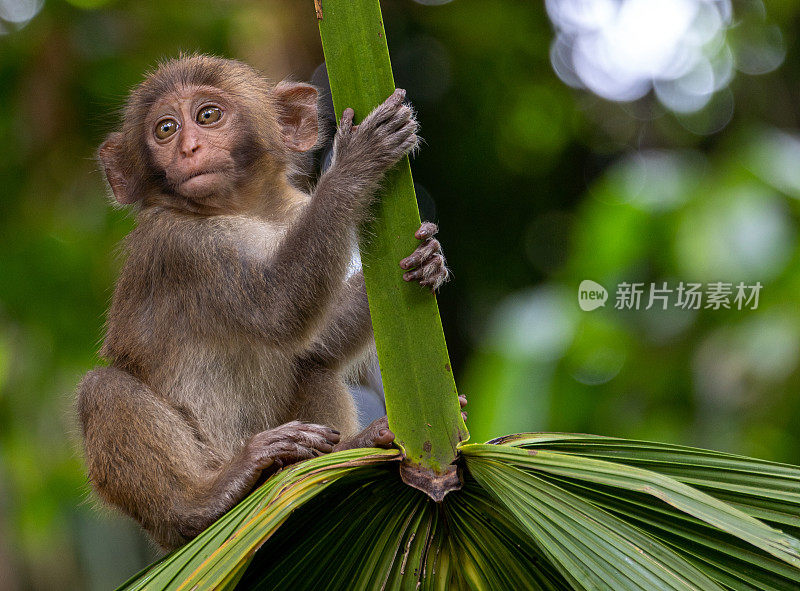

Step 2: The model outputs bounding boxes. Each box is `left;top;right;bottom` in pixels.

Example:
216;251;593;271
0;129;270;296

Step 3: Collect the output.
334;416;395;452
373;428;395;448
375;431;394;447
301;423;341;450
367;417;395;448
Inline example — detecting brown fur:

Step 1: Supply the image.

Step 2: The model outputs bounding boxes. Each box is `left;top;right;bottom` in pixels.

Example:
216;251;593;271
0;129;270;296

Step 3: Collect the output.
77;55;446;550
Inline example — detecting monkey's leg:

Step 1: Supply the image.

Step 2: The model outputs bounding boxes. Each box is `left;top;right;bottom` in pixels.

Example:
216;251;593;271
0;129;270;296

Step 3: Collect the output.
77;366;339;549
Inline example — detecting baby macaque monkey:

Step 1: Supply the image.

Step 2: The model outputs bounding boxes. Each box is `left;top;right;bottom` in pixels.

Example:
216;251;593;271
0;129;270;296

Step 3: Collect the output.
77;55;451;550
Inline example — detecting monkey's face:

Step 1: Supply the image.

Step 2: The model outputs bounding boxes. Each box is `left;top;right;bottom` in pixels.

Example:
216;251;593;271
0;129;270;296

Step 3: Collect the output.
145;85;242;202
98;56;320;211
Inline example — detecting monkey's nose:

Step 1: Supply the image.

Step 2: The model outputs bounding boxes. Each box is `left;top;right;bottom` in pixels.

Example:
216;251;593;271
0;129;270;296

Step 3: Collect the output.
180;143;200;157
180;134;201;157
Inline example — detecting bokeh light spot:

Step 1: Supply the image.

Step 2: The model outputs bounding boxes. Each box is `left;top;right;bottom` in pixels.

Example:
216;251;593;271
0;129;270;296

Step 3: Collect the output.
0;0;42;25
547;0;784;122
675;185;794;281
745;128;800;199
487;287;578;361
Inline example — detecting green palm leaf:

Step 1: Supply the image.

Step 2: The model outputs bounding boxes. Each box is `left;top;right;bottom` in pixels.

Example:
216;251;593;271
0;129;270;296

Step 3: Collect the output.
116;449;401;590
118;435;800;590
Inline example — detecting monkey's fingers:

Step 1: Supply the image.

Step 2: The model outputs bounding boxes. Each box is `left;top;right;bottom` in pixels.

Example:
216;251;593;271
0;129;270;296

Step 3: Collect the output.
395;119;419;154
265;421;340;452
386;105;414;134
459;394;468;422
249;439;313;476
268;440;319;467
415;222;439;241
389;88;406;105
388;88;407;106
399;240;438;270
339;108;355;133
375;108;417;153
404;254;449;291
364;89;408;130
411;238;443;267
299;421;341;441
402;268;424;282
401;225;441;269
402;261;444;286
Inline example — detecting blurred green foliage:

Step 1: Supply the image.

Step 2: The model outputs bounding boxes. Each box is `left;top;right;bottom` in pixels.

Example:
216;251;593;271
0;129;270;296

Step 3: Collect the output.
3;0;800;588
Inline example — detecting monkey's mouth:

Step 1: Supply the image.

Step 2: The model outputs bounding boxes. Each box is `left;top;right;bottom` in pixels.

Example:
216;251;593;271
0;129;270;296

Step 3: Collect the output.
176;169;225;193
181;170;220;183
171;170;226;199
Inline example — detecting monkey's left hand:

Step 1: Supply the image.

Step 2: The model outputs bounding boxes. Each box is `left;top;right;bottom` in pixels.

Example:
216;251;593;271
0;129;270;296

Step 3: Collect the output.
399;222;450;291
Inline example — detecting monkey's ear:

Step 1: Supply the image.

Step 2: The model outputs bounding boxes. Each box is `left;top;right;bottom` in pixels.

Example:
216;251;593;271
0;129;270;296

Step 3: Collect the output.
98;132;138;204
273;82;319;152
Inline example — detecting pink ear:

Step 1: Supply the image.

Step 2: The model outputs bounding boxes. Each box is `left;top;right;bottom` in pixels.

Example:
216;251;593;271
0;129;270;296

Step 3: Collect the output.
273;82;319;152
98;133;138;204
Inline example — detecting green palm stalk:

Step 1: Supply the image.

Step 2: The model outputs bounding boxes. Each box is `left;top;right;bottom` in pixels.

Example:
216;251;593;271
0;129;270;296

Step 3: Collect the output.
115;2;800;589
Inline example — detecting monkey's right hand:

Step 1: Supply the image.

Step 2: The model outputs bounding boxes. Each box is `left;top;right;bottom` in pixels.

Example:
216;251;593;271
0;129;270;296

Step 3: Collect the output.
243;421;340;478
332;89;418;179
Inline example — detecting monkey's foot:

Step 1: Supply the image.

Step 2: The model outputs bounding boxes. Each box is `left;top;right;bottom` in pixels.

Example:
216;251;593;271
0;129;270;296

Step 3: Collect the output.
399;222;450;291
333;416;394;452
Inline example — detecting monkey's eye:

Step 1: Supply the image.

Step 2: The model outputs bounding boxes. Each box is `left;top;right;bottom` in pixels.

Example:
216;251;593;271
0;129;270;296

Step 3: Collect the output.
155;118;179;140
196;106;223;125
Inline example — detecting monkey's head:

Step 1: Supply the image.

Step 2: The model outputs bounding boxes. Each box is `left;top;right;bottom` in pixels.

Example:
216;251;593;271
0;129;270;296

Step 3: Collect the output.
99;55;319;213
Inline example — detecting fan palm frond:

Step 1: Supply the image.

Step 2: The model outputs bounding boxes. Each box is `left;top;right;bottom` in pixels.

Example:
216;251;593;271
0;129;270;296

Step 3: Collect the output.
119;436;800;590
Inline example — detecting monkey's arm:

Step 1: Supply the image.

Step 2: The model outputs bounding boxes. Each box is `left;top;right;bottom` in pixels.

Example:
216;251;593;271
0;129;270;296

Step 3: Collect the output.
299;221;451;369
77;367;338;549
299;272;374;371
191;90;417;345
262;91;416;340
